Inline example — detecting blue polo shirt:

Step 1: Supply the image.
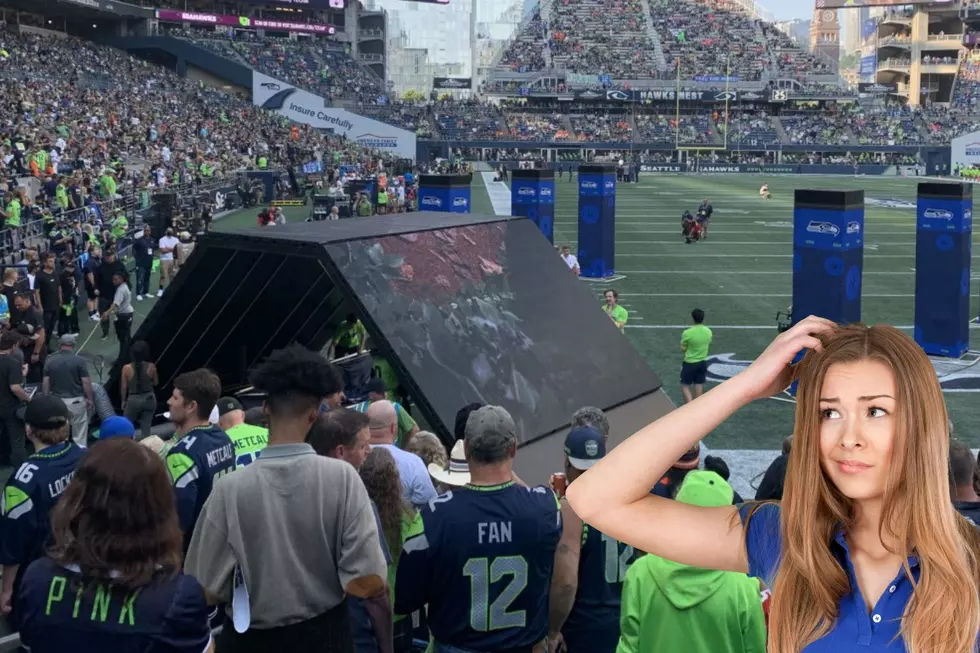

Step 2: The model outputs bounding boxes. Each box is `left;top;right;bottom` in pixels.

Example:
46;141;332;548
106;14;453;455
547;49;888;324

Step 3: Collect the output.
740;502;920;651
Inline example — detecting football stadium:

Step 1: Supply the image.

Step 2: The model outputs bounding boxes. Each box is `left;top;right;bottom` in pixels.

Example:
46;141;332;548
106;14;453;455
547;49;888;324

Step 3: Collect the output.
1;0;980;650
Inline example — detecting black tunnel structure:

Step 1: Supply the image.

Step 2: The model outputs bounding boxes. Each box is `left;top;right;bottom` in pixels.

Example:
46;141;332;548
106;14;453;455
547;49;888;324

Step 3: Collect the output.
118;212;669;479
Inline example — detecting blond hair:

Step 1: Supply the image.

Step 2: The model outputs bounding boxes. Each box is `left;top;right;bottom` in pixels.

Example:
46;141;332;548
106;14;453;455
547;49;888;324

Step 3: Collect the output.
752;324;980;653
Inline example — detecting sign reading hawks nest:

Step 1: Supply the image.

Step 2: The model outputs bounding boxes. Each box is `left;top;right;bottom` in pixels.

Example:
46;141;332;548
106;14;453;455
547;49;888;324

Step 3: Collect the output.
433;77;472;90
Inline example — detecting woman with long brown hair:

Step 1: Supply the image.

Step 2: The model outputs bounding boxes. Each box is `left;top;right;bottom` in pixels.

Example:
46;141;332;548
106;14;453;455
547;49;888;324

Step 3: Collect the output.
359;447;417;653
567;317;980;653
12;438;214;652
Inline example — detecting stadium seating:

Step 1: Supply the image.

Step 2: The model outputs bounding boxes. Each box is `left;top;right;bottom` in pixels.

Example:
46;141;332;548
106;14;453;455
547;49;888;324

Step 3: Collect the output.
171;28;385;104
549;0;661;78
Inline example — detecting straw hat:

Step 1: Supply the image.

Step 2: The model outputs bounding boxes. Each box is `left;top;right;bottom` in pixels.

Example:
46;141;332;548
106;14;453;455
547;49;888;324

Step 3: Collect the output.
428;440;470;487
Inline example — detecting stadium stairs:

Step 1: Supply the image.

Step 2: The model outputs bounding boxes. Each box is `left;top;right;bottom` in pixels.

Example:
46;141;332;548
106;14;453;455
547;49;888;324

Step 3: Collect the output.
639;0;668;72
109;35;253;90
771;117;790;144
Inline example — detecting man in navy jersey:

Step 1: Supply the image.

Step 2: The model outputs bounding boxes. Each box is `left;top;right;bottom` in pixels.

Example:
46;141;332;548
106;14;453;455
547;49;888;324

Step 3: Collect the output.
165;369;235;552
0;395;84;616
395;405;561;653
548;426;634;653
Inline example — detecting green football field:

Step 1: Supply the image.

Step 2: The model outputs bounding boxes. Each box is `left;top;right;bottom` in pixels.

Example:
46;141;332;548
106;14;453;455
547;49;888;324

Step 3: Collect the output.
75;174;979;452
469;172;980;450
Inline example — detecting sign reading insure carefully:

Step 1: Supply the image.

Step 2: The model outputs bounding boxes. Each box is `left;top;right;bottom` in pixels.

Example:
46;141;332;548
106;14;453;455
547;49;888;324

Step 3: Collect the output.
251;71;416;159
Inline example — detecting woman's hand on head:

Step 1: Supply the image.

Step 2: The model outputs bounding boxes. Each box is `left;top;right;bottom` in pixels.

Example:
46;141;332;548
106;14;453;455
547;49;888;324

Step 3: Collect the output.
736;315;836;402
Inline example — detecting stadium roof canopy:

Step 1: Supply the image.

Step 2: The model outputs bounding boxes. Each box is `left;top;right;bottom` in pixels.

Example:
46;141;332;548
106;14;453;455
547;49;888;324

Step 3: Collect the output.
10;0;154;20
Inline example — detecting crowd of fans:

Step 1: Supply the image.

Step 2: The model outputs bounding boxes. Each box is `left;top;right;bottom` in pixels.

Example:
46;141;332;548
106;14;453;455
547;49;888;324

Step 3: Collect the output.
172;27;385;105
548;0;660;78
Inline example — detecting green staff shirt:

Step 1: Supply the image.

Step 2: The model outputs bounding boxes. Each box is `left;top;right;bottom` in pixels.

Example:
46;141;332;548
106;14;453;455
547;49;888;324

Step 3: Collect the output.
334;320;367;351
604;304;629;331
681;324;713;363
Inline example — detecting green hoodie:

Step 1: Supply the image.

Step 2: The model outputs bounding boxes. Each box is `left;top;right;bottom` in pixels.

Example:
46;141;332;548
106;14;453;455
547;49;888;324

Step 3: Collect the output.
616;472;767;653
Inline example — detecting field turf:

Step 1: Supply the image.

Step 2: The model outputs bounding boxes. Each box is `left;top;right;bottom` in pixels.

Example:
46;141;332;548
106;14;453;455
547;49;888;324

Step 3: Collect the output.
468;171;980;451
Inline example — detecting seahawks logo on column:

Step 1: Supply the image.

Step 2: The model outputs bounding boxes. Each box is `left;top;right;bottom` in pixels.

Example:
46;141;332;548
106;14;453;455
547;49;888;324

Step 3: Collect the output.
213;191;226;211
705;352;980;392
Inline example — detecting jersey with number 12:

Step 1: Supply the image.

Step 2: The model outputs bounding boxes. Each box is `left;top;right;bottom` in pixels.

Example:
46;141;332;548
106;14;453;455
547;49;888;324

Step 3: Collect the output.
395;481;562;651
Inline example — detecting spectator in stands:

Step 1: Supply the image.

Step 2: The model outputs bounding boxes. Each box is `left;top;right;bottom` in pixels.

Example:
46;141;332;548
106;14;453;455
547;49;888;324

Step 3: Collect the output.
164;368;235;552
359;447;416;652
352;378;419;447
120;340;159;441
949;439;980;524
0;331;29;467
366;400;437;508
454;402;484;443
309;407;373;470
755;436;792;501
404;430;449;477
11;291;45;382
571;406;610;446
133;225;155;301
94;248;125;340
426;440;470;495
41;333;93;448
702;455;744;504
652;443;700;498
549;426;631;653
570;319;980;651
12;438;213;653
0;395;84;618
36;252;59;350
101;269;135;360
217;396;269;467
395;405;561;653
186;344;387;653
616;471;766;653
157;228;179;298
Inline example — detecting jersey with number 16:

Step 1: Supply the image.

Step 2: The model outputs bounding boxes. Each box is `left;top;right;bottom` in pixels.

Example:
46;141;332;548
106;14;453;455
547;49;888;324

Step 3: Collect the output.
395;481;562;652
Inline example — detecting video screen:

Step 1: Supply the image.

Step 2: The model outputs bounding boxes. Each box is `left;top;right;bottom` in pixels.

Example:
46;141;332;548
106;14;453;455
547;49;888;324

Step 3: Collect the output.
327;220;662;445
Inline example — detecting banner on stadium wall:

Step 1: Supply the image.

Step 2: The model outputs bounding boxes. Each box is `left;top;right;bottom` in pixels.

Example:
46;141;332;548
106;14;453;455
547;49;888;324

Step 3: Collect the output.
637;163;892;175
251;71;417;159
574;89;741;103
951;129;980;169
208;185;241;212
859;55;877;80
156;10;336;34
858;82;897;94
68;0;155;17
433;77;472;90
861;18;878;42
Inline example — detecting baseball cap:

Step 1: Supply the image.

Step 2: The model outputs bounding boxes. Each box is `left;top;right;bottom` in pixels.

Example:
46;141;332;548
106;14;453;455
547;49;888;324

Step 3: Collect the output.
674;470;733;508
24;395;70;429
216;396;243;417
464;405;516;443
563;426;605;470
98;416;135;440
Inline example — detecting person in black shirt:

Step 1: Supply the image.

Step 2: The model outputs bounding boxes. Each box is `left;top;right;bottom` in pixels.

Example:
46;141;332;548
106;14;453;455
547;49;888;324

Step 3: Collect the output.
84;246;101;321
0;332;30;467
58;259;79;336
95;249;126;339
11;293;46;383
36;253;61;353
132;225;154;301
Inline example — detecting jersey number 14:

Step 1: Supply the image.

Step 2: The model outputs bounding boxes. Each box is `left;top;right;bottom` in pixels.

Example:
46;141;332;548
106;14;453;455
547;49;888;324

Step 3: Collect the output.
463;556;528;632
